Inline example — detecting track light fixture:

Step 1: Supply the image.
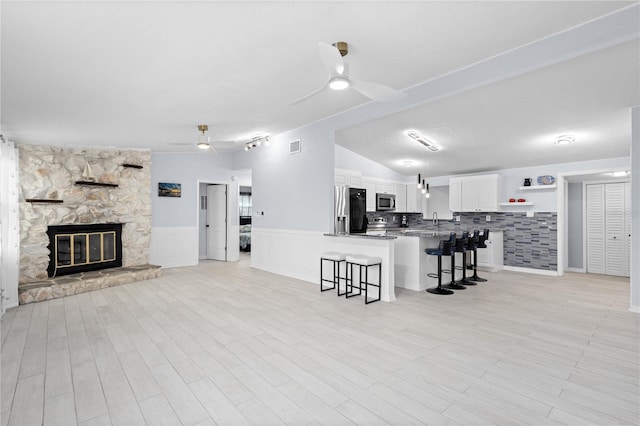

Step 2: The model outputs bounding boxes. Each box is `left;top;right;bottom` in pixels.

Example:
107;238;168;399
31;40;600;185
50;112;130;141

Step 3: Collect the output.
244;135;271;151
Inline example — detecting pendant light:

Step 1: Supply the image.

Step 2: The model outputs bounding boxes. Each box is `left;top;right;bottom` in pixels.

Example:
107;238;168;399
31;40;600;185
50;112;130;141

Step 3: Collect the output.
425;183;430;198
421;179;426;194
417;173;422;188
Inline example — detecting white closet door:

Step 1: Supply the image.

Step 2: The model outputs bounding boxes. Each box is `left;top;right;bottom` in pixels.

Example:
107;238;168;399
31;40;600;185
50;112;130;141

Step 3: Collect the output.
604;183;626;276
586;184;605;274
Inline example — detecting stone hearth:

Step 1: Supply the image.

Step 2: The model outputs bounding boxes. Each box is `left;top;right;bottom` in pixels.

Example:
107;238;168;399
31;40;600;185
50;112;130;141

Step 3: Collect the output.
18;264;161;304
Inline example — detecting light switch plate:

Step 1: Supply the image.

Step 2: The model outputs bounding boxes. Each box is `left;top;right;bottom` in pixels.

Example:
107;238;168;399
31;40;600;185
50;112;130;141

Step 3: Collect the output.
526;211;535;217
486;215;491;222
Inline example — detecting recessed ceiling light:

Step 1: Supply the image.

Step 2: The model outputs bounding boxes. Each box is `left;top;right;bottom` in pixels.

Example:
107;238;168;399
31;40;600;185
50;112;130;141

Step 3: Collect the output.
555;135;575;145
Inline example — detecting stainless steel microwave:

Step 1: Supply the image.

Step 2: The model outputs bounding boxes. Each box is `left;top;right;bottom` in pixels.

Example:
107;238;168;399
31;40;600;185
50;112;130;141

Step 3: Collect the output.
376;193;396;211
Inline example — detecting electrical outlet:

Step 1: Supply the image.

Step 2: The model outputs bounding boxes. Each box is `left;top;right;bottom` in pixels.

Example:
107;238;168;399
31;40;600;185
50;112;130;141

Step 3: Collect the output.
526;211;535;218
455;215;461;222
486;215;491;222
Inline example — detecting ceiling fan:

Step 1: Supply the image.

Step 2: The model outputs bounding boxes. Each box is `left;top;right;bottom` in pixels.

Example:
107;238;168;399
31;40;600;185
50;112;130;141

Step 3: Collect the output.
288;41;406;104
169;125;238;153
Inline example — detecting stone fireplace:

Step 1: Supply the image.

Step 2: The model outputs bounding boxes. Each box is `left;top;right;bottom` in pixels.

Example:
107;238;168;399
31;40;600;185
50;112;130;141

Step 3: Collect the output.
18;145;159;304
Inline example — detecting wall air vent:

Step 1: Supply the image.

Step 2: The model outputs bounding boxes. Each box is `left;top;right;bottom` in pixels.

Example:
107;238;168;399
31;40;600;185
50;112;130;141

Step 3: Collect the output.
289;139;301;154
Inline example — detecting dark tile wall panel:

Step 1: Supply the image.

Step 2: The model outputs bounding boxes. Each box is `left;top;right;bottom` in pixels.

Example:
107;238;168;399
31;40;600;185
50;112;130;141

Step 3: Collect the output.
452;212;557;271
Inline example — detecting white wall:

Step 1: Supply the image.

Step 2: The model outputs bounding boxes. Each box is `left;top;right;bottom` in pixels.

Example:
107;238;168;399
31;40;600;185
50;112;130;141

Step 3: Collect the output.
150;152;239;267
238;125;335;233
335;145;410;182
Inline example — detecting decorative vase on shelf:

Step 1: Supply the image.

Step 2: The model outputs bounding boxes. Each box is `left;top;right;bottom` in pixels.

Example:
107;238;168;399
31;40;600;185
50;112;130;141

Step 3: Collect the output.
81;162;95;182
523;178;532;187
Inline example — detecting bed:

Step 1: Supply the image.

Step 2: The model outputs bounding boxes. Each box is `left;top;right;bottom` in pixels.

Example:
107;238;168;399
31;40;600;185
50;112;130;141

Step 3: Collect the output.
239;224;251;252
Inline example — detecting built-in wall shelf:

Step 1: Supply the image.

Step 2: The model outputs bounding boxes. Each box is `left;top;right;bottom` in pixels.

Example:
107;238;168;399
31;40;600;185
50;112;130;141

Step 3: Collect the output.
122;163;143;169
500;202;534;206
519;184;557;191
26;199;64;203
75;181;118;188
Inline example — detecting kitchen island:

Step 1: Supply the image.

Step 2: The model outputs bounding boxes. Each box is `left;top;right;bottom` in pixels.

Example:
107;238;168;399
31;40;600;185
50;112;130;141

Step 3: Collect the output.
389;228;504;291
323;228;503;299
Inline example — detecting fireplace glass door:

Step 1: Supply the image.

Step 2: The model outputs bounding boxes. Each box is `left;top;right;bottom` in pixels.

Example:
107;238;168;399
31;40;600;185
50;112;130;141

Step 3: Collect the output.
47;223;122;277
56;232;116;269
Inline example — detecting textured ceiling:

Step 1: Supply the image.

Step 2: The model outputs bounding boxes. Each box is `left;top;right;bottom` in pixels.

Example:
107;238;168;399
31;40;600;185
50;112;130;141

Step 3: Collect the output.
1;1;637;176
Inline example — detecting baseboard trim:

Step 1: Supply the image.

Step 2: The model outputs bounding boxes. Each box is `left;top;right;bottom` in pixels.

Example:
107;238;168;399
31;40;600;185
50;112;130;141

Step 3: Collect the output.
503;266;559;276
566;267;586;273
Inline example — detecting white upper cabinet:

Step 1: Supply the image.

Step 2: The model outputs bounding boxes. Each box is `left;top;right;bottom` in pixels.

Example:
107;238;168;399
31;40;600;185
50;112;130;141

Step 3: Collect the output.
449;174;502;212
362;178;377;212
375;182;394;194
406;185;418;213
394;184;407;212
449;179;462;211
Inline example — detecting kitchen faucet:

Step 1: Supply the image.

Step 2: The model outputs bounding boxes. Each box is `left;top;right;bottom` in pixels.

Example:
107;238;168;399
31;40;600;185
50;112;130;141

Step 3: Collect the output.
433;212;439;227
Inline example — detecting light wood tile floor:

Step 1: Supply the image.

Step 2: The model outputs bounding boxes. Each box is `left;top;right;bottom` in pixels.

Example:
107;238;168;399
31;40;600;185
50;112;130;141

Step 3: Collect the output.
2;255;639;425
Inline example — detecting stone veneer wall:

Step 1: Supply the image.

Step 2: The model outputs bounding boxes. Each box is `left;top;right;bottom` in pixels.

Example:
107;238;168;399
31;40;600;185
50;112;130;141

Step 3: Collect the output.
18;145;152;283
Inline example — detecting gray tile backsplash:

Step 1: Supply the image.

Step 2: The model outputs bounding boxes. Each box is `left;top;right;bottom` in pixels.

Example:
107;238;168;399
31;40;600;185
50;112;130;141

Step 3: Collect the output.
453;212;558;271
365;211;558;271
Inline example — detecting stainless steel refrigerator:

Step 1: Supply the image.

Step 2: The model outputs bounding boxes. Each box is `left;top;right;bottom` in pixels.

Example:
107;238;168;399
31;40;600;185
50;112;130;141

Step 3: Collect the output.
334;186;367;234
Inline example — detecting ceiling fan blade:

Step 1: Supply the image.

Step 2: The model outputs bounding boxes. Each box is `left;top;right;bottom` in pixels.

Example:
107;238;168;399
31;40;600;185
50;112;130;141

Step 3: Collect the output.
350;78;406;102
317;42;344;75
211;141;237;151
286;81;329;105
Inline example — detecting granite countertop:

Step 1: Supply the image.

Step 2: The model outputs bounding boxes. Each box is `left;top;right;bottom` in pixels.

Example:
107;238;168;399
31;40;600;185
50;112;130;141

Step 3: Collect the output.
323;233;397;240
386;226;509;238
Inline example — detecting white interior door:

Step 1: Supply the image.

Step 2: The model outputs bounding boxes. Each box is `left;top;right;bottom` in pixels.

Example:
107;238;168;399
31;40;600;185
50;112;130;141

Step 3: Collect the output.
586;184;605;274
604;182;626;276
586;182;630;277
206;184;227;261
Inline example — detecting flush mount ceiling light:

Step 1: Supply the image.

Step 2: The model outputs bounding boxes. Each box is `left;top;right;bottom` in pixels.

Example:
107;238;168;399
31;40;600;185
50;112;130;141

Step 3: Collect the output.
555;135;575;145
197;125;210;150
403;160;414;168
407;130;440;152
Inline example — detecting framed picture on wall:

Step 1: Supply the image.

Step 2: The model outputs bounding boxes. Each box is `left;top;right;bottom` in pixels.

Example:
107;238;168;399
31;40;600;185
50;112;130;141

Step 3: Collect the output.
158;182;181;197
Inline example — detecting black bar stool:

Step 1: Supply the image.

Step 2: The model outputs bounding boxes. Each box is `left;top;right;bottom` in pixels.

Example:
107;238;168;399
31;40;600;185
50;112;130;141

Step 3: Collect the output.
469;229;489;282
425;239;454;295
448;231;475;288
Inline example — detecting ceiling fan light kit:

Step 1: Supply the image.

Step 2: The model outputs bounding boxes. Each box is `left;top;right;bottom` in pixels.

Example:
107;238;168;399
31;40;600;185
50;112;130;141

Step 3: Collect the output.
197;124;211;150
287;41;405;104
329;76;350;90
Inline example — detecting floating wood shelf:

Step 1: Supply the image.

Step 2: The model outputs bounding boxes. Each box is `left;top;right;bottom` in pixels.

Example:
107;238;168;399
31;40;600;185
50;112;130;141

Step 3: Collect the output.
75;181;118;188
122;163;143;169
519;184;557;190
500;202;534;206
26;199;64;203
